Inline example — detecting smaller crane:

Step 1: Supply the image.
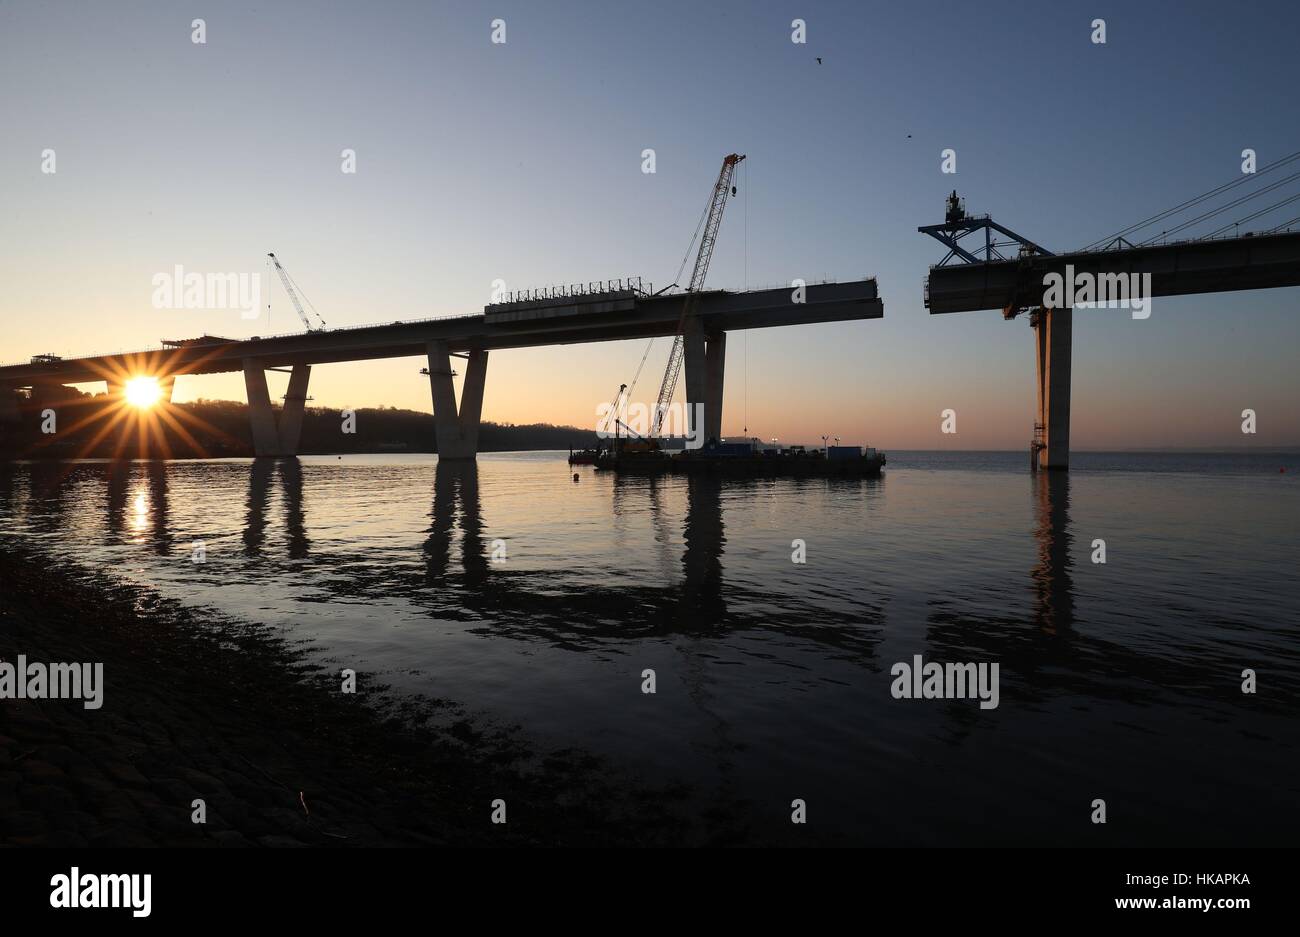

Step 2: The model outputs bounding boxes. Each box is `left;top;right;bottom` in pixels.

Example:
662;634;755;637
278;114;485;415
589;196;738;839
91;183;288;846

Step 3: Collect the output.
267;253;328;331
598;383;628;437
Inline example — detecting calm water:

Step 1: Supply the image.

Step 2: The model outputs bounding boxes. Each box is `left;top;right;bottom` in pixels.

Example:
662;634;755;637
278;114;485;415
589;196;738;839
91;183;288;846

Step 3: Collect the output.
2;451;1297;845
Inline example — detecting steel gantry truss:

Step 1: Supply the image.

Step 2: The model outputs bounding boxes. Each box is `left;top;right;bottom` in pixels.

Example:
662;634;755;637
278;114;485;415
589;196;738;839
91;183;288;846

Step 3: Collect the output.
918;191;1053;267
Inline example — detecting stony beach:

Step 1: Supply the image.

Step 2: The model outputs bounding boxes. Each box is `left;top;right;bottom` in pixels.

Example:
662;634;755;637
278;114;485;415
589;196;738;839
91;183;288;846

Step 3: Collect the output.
0;540;732;848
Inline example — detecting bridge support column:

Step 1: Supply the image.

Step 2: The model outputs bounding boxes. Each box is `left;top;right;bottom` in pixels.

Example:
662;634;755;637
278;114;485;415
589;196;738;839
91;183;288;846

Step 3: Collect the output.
243;359;311;457
243;360;281;456
158;376;176;405
1033;307;1072;471
683;318;707;444
705;330;725;444
278;364;311;455
684;321;726;446
427;341;488;460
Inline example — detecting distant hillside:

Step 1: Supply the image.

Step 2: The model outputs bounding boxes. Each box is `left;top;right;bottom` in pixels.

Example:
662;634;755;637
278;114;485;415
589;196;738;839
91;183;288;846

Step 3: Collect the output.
0;391;599;459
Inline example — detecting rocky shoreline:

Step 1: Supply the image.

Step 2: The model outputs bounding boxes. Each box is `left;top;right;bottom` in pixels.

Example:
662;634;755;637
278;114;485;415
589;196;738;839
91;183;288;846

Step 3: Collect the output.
0;541;720;847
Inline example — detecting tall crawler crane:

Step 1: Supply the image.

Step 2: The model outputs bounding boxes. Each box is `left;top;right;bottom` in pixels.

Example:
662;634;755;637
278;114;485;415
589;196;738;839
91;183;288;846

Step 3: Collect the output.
650;153;745;438
267;252;328;331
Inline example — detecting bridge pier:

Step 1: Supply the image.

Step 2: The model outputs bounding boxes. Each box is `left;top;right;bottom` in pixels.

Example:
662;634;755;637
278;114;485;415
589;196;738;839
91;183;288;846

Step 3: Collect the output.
705;330;726;444
427;341;488;460
277;364;311;454
1032;307;1072;471
242;359;312;457
683;320;726;446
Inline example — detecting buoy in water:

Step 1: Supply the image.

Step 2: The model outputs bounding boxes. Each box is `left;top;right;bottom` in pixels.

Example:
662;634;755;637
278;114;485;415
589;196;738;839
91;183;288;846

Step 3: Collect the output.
573;473;580;482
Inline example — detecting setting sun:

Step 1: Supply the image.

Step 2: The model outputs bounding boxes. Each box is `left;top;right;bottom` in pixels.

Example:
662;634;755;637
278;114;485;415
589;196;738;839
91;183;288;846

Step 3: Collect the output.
124;376;163;409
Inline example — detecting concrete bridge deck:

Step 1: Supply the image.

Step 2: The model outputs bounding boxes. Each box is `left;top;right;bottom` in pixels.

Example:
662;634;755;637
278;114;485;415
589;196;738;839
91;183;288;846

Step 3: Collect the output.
924;230;1300;315
1;279;882;459
920;227;1300;471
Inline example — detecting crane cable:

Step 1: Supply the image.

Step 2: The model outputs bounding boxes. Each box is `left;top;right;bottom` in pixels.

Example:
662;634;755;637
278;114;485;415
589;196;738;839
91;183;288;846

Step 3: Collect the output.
743;157;749;435
1080;148;1300;251
281;264;327;329
623;335;657;412
598;336;659;434
671;171;719;290
619;164;721;417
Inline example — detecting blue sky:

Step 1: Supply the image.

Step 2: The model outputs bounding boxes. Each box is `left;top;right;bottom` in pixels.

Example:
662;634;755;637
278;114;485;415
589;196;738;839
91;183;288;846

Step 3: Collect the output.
1;0;1296;448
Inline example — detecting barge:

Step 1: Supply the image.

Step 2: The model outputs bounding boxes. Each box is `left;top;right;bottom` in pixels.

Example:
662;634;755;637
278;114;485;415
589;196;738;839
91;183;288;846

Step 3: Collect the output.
592;441;885;478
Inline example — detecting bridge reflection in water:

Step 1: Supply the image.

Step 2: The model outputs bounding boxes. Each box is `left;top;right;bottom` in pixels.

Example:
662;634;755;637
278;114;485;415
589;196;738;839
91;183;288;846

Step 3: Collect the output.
0;457;1097;660
2;456;1297;845
416;461;730;631
2;457;1089;662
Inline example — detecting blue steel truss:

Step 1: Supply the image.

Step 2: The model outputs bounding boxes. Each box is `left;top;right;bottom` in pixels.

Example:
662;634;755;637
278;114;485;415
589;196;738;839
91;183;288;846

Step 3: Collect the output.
918;191;1053;266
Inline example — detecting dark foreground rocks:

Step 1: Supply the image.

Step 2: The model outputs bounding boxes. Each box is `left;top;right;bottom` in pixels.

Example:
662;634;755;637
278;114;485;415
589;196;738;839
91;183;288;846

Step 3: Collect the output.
0;541;726;847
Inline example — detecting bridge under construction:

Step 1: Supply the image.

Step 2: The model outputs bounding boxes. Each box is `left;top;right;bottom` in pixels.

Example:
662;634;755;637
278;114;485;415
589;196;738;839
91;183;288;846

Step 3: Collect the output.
921;162;1300;471
0;279;883;458
2;152;885;461
6;147;1300;468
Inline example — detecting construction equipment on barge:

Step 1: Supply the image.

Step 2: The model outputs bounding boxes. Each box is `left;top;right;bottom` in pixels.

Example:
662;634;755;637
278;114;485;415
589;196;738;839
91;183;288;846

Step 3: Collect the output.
593;439;886;478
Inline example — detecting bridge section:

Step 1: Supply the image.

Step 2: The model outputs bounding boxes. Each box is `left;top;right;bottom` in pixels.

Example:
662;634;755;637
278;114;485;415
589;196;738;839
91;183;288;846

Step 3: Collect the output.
922;210;1300;470
0;280;882;459
924;230;1300;316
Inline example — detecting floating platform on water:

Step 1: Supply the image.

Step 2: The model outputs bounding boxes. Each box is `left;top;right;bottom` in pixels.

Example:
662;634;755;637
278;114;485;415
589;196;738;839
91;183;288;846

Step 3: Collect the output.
593;445;886;478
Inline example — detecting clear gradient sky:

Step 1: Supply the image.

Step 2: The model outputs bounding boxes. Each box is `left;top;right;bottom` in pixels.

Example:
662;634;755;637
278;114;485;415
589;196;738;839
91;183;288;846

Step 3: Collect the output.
2;0;1297;449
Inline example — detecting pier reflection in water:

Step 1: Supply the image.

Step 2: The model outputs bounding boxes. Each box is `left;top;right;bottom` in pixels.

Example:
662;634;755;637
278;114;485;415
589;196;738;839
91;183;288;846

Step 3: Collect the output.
243;458;309;560
416;462;755;639
0;451;1296;845
1031;471;1074;634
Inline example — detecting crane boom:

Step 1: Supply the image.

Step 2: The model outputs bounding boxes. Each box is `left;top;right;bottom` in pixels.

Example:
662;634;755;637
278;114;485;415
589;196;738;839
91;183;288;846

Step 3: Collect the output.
267;252;327;331
651;153;744;438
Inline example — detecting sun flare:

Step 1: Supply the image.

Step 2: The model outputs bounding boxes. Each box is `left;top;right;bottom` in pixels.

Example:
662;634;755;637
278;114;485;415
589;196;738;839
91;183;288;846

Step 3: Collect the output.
124;376;163;409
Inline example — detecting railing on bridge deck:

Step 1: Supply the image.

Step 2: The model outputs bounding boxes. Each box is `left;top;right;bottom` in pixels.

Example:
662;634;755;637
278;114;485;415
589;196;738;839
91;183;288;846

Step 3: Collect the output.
0;310;487;370
492;277;652;306
1;281;668;370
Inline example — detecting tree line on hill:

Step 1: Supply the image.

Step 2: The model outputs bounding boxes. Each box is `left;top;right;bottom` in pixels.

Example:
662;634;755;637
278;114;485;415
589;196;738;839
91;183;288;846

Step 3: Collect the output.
0;389;599;458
